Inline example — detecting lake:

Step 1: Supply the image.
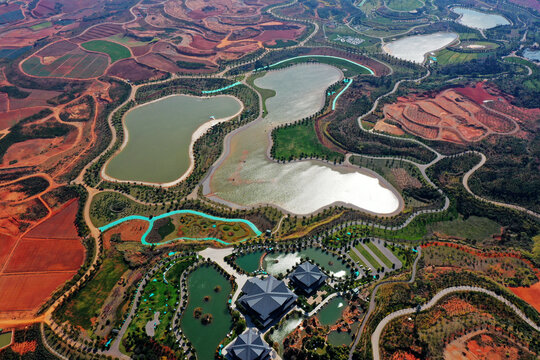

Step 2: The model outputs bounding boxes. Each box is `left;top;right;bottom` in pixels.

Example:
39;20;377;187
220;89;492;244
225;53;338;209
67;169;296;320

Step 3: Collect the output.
105;95;241;184
452;7;510;30
523;48;540;62
205;64;401;215
383;32;458;63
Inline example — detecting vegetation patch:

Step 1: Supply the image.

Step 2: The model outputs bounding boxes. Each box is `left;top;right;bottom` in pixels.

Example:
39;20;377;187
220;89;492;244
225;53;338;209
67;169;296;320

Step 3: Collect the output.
271;119;344;163
81;40;131;63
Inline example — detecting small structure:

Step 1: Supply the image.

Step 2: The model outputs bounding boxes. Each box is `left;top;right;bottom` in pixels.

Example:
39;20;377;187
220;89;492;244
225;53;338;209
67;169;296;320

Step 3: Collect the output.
227;328;272;360
289;261;327;295
238;276;297;328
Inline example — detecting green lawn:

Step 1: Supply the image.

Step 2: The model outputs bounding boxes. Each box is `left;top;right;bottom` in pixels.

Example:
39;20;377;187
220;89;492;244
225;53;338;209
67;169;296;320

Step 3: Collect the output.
366;241;393;268
348;249;368;268
435;49;487;65
428;215;501;242
271;121;344;163
0;331;12;349
247;72;276;117
81;40;131;63
355;243;382;269
31;21;52;30
386;0;423;11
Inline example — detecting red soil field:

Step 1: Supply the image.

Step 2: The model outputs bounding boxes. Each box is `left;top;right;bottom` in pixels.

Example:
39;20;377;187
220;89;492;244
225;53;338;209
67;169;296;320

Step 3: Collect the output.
255;29;300;42
103;219;149;249
455;82;497;104
509;282;540;313
75;24;124;43
4;239;84;273
131;44;153;57
36;40;78;57
107;59;167;82
2;129;77;167
9;89;61;110
24;199;79;239
137;53;181;73
381;86;521;144
0;235;17;268
190;35;220;50
0;93;8;113
0;107;49;129
0;272;77;312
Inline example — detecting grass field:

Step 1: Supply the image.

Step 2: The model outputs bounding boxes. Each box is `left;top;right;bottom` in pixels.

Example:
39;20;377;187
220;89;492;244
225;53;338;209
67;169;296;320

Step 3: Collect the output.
125;257;195;345
60;250;128;329
30;21;52;30
272;121;344;163
366;242;393;268
355;243;382;269
22;50;108;78
106;34;155;47
386;0;423;11
428;215;501;242
247;72;276;117
81;40;131;63
435;49;488;65
348;248;368;268
0;331;12;349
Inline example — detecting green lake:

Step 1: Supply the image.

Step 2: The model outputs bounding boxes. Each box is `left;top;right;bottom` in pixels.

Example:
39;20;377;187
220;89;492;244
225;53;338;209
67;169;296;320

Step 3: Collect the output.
105;95;241;184
327;330;353;346
234;251;264;273
317;296;348;326
181;265;232;360
0;331;12;349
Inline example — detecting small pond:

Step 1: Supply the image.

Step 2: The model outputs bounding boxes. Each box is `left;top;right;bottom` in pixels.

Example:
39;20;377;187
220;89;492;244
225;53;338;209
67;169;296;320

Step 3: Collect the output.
523;48;540;62
327;330;353;346
452;7;510;30
317;296;348;326
181;266;232;360
234;250;264;273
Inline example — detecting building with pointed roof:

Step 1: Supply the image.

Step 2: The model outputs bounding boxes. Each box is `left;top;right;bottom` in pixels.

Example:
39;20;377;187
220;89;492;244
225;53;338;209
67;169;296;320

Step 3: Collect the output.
238;276;297;328
289;261;327;295
227;328;272;360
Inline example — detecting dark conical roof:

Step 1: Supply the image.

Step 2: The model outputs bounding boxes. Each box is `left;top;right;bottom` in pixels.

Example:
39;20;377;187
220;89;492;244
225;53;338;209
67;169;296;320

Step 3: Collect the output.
290;261;327;288
229;328;271;360
239;276;297;320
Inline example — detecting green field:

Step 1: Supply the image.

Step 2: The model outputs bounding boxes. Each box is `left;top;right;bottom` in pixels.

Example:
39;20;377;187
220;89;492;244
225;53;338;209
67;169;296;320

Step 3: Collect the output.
60;250;128;329
81;40;131;63
428;215;501;242
366;241;393;268
435;49;487;65
348;249;368;268
386;0;423;11
125;257;195;346
0;331;12;349
31;21;52;30
355;243;382;269
271;120;344;163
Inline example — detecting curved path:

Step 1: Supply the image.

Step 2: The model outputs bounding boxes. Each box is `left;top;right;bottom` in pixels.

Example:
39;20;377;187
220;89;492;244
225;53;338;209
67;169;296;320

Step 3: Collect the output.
371;286;540;360
461;151;540;219
348;247;422;359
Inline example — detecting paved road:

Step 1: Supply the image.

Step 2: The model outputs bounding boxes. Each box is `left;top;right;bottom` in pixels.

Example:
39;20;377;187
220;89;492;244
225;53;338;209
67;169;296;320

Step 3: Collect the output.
348;247;422;360
371;286;540;360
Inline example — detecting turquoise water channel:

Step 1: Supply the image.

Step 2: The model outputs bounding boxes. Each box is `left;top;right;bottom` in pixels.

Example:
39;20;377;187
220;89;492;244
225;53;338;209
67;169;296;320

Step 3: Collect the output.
98;209;262;245
181;266;232;360
105;95;241;184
